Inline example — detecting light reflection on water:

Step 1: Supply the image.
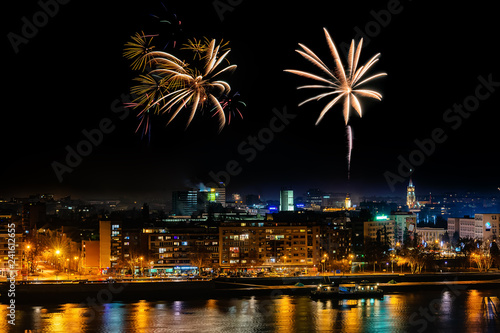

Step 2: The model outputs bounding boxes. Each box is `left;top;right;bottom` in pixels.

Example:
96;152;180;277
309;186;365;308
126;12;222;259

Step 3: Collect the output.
1;289;498;332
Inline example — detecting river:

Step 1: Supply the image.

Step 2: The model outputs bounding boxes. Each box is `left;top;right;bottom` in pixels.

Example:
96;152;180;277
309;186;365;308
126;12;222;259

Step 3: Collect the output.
1;288;499;332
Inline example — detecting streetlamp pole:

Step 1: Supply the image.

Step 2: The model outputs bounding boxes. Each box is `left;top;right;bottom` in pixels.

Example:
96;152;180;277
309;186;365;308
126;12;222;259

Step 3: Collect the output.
26;244;31;280
140;257;144;277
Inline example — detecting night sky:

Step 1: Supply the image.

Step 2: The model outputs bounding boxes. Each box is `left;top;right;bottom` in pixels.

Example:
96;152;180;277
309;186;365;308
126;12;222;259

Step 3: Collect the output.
3;0;499;201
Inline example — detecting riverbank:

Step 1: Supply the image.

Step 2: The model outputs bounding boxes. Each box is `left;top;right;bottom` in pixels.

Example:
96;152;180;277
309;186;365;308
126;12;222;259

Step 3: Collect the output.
1;272;499;304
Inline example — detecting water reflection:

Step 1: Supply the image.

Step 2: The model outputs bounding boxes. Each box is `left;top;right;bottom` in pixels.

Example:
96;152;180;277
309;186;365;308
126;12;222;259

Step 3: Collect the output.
1;289;498;332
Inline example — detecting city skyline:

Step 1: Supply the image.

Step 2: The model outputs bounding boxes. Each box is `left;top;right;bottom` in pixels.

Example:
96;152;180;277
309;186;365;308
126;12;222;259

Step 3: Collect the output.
3;2;499;332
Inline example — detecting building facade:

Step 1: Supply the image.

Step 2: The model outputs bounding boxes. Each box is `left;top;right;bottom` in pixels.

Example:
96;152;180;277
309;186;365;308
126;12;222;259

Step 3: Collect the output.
0;218;26;277
99;220;122;271
364;212;417;246
280;189;294;212
144;227;219;274
172;190;198;216
416;227;446;245
474;214;499;241
447;214;498;241
219;222;321;270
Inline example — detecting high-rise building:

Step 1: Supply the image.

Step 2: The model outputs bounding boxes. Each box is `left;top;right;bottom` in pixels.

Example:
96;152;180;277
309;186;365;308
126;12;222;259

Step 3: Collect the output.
306;188;323;208
280;189;294;211
99;220;122;272
213;183;226;207
172;190;198;216
99;220;111;270
22;201;46;235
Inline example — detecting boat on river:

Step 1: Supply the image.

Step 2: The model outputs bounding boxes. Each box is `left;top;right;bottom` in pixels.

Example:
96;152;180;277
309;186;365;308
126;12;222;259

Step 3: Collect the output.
311;280;384;299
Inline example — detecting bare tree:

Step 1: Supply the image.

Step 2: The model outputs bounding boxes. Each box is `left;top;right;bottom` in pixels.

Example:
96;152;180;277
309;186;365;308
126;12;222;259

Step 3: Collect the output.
189;244;212;273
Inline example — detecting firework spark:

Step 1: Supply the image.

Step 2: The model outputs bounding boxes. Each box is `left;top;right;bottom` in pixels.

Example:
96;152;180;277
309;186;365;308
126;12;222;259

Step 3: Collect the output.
212;91;245;125
285;27;386;179
147;2;183;49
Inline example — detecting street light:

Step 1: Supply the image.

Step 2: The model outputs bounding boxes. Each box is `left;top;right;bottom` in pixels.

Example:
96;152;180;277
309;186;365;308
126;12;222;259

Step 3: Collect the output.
74;256;80;278
139;257;144;277
25;244;31;280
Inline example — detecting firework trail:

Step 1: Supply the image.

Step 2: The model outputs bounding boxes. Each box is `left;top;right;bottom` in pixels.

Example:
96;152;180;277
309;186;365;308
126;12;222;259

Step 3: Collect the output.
285;27;386;179
346;125;353;180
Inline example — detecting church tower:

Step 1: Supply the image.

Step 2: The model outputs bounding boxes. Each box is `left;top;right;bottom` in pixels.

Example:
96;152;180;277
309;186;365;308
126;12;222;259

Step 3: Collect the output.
406;178;416;209
344;193;352;209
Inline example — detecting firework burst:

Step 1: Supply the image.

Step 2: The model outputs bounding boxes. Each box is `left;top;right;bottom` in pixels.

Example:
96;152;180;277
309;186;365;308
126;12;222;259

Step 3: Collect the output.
125;36;237;135
285;28;386;179
147;2;183;49
285;28;386;125
212;91;245;125
123;32;157;71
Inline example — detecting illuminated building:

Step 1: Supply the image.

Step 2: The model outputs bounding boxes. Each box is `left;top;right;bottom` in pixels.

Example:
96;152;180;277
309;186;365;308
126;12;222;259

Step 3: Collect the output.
81;240;100;274
447;216;475;239
344;193;352;209
318;220;352;261
306;188;323;210
213;183;226;207
0;215;26;277
143;227;219;275
172;190;198;216
219;222;320;269
280;189;294;212
406;178;416;209
22;201;46;236
474;214;499;241
99;220;122;272
198;187;226;212
447;214;499;241
417;227;446;245
364;212;417;245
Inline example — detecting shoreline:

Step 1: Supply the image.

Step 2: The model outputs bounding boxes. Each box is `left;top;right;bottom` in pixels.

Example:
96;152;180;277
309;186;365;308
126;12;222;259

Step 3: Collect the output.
1;272;499;305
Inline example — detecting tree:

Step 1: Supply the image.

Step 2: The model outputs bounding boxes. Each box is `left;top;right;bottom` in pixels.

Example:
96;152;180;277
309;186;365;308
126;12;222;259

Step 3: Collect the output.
490;241;500;269
25;234;43;274
364;237;389;272
471;241;495;272
189;244;212;274
441;232;450;246
398;232;428;274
